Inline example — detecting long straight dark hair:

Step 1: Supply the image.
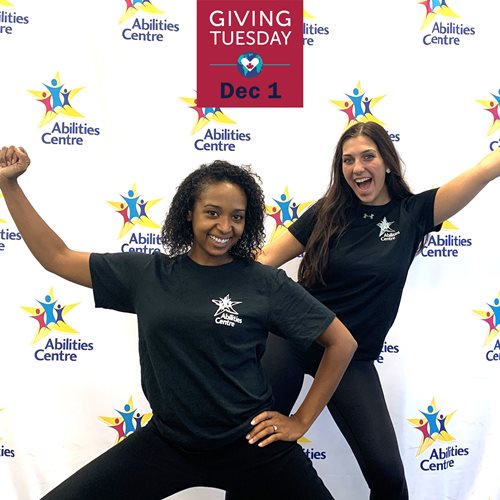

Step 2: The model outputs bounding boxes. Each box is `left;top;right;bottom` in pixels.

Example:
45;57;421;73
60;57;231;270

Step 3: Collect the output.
298;122;414;288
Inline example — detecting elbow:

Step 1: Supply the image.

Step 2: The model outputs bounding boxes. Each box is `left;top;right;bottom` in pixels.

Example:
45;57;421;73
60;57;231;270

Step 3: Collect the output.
349;336;358;355
341;332;357;357
38;247;70;277
326;330;357;359
38;251;62;274
341;329;358;359
41;261;61;276
338;319;358;355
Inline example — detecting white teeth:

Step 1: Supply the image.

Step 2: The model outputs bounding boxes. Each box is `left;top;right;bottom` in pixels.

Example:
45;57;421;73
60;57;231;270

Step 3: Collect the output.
355;177;371;184
210;235;230;243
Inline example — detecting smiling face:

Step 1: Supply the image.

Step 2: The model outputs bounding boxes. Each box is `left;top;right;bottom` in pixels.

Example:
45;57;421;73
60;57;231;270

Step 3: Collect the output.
187;181;247;266
341;135;391;206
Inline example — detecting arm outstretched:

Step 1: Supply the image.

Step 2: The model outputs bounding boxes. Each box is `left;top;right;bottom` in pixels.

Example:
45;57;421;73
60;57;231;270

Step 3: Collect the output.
434;147;500;225
0;146;91;287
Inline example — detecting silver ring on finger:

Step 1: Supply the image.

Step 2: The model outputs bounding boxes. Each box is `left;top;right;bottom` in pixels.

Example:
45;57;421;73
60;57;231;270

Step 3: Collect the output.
273;425;278;433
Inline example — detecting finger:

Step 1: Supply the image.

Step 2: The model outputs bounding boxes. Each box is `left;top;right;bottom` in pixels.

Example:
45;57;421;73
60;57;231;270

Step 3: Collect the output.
247;418;275;438
0;146;6;166
6;145;19;166
17;147;30;167
257;434;279;447
250;410;275;426
4;146;14;165
257;425;280;447
247;424;279;445
247;421;279;444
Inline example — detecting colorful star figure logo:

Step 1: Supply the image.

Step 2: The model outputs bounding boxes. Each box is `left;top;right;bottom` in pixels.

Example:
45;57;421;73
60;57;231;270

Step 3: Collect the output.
407;397;456;456
473;291;500;346
21;288;79;344
476;89;500;136
99;396;153;444
119;0;164;24
265;187;314;243
180;95;236;135
330;81;385;130
108;183;162;239
418;0;459;30
28;71;84;128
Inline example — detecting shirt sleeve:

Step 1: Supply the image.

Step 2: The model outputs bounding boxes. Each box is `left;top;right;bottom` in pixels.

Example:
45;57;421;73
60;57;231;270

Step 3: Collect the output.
287;202;319;246
267;267;336;350
90;252;151;313
403;188;441;236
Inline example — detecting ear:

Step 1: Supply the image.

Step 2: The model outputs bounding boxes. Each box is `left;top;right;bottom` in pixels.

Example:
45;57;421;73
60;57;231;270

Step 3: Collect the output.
186;210;192;221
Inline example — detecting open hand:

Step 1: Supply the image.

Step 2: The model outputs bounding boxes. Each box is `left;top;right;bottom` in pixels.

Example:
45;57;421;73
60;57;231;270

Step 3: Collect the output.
246;411;308;448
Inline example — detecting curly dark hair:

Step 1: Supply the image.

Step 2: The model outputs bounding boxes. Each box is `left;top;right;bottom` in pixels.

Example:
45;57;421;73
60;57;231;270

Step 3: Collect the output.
161;160;266;261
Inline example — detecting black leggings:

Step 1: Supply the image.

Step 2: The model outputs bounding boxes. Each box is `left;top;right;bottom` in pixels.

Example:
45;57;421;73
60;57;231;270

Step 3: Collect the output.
40;415;333;500
229;334;408;500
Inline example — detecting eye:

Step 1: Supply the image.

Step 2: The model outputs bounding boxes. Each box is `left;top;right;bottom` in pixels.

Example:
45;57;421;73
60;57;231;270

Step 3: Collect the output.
363;153;375;161
342;157;353;165
233;213;245;222
206;209;219;217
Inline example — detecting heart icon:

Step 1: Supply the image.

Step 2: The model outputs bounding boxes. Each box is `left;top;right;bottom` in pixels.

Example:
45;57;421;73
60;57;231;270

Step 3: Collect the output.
240;57;260;72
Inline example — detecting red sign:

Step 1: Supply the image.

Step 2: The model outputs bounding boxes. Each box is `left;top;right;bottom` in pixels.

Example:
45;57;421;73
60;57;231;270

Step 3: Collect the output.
197;0;303;107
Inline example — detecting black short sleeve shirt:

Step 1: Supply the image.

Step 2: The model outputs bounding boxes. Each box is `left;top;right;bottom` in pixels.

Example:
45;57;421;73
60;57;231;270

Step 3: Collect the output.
90;253;335;449
289;189;440;360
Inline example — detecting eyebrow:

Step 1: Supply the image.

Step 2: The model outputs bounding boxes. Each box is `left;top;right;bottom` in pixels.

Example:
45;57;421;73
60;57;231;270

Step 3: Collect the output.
343;148;376;156
203;204;246;212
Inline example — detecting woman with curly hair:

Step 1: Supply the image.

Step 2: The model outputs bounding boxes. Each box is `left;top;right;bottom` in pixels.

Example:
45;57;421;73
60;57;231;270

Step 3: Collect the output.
227;121;500;500
0;147;356;500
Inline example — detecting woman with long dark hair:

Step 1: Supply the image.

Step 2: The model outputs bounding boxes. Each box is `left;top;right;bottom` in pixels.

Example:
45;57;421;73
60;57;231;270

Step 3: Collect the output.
230;121;500;499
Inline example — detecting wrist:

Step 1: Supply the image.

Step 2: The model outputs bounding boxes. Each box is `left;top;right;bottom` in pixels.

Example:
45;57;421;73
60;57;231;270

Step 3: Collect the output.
0;176;20;191
289;413;311;434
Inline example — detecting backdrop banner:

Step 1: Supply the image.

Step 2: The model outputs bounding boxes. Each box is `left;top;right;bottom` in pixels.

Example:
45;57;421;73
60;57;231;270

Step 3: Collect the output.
0;1;499;500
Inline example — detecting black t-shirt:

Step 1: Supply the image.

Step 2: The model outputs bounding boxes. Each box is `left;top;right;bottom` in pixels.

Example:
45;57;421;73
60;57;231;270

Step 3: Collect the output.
289;189;439;360
90;252;335;449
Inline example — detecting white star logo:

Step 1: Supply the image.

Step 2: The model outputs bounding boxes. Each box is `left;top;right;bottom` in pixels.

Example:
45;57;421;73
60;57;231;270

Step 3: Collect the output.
212;294;242;317
377;217;394;236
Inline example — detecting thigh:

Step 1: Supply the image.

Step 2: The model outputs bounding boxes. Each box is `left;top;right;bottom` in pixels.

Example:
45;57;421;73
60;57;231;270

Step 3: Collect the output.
40;421;199;500
327;360;406;487
262;333;305;415
222;440;333;500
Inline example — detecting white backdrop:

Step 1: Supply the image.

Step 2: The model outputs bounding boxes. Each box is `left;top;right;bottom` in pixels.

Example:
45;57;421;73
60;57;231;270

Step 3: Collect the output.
1;1;499;499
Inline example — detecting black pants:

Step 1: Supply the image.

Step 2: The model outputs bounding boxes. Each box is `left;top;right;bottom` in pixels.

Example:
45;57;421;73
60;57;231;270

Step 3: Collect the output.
229;334;408;500
40;416;333;500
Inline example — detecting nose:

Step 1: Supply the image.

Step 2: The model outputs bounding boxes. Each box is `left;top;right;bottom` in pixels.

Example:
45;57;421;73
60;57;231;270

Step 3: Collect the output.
352;158;364;172
216;216;232;233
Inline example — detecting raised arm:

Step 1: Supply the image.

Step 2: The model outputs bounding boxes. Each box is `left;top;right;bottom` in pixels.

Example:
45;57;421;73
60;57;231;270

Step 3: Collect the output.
0;146;92;287
434;147;500;226
257;228;305;267
247;317;357;447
